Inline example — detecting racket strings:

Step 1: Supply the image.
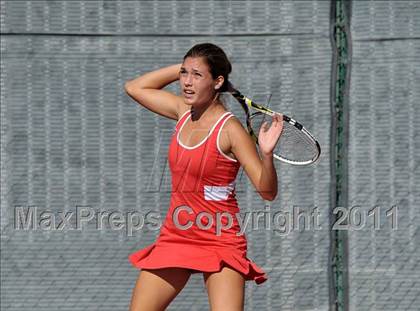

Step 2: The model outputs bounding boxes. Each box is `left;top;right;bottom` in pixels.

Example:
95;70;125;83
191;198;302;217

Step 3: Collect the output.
251;114;319;163
277;122;318;162
230;90;320;165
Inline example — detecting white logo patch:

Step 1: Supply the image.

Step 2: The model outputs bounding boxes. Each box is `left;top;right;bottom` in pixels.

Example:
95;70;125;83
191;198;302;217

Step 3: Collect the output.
204;182;236;201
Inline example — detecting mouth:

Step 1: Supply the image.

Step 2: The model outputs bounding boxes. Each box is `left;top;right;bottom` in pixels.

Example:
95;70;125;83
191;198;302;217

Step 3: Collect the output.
183;89;195;99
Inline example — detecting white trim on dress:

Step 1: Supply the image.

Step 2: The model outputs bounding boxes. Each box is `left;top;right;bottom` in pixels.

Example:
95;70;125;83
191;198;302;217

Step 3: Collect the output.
216;113;237;162
175;109;191;127
177;111;231;150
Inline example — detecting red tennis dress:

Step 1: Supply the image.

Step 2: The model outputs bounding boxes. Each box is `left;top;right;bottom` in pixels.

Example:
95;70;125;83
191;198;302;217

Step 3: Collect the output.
129;110;268;285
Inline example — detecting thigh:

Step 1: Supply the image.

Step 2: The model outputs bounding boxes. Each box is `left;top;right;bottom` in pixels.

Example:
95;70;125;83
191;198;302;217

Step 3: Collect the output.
129;267;192;311
203;266;245;311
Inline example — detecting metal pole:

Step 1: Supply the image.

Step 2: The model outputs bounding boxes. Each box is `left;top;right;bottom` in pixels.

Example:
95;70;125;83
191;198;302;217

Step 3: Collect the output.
329;0;352;310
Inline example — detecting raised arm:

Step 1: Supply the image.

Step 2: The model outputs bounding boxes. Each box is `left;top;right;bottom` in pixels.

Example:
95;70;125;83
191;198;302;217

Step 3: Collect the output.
227;114;283;201
124;64;188;120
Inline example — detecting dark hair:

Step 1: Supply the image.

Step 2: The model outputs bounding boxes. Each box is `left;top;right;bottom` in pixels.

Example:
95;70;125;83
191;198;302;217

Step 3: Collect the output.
183;43;232;92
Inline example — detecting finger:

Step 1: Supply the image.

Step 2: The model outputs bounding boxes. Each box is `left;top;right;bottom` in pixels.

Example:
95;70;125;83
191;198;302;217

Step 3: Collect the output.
274;116;282;127
276;113;283;124
261;121;269;132
271;114;280;126
277;114;283;125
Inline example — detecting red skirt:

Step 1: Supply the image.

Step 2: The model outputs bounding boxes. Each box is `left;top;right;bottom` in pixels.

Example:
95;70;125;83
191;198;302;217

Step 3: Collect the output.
129;241;268;285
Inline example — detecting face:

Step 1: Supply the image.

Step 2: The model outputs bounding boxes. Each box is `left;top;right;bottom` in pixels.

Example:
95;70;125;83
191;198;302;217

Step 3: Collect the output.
179;57;223;107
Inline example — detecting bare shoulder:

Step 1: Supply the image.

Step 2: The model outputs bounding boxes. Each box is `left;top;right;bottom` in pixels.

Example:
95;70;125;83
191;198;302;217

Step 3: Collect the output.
223;115;252;142
220;114;260;165
219;114;255;152
176;101;191;121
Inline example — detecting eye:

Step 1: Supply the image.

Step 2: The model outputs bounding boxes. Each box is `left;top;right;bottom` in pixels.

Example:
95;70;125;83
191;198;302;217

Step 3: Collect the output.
194;72;202;77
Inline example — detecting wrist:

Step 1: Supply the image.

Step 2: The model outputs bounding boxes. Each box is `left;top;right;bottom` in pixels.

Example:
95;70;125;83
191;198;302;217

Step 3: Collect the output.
169;64;182;81
261;151;273;159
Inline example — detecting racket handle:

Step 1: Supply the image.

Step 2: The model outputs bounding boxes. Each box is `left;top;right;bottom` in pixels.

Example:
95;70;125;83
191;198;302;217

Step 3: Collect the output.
282;115;302;130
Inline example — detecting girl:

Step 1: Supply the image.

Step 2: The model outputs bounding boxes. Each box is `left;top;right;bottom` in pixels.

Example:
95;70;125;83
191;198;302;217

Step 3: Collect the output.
125;43;283;311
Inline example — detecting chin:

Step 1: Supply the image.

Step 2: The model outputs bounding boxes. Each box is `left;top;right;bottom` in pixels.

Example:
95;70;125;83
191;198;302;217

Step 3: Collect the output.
183;98;194;106
183;97;201;107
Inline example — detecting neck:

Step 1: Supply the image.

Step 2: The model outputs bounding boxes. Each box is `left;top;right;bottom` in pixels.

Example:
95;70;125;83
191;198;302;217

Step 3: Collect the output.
190;93;223;121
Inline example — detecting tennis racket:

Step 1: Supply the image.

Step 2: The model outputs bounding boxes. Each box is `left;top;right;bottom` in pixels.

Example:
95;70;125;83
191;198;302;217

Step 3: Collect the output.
229;88;321;166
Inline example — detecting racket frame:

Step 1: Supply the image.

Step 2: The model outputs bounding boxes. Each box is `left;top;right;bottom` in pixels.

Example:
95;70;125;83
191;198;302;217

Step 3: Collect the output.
231;90;321;165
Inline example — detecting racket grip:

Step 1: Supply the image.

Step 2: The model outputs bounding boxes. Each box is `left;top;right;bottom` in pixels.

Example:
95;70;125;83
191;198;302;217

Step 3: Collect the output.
283;115;303;130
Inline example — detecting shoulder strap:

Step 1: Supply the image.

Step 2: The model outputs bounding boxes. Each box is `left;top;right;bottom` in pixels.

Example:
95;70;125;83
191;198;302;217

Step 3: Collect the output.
212;112;234;138
175;109;191;129
215;112;234;131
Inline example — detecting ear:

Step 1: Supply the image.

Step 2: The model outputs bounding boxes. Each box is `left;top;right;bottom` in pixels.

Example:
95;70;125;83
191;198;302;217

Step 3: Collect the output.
214;76;224;90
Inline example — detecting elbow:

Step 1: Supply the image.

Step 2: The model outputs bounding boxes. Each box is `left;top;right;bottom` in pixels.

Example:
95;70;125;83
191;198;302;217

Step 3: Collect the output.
265;194;277;202
124;81;133;93
260;191;277;202
125;81;149;95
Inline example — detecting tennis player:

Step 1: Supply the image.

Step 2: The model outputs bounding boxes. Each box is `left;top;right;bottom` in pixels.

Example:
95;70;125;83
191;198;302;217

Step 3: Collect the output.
124;43;283;311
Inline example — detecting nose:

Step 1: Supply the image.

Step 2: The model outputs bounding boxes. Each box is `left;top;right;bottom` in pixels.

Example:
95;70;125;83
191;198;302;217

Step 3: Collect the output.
183;74;193;87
